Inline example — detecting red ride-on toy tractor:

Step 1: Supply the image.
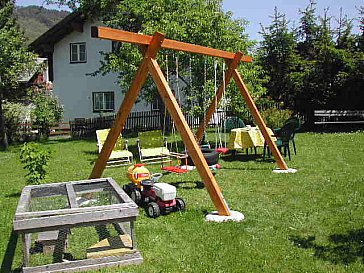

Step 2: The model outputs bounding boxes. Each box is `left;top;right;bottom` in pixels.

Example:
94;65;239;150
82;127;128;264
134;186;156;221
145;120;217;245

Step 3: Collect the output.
123;164;186;218
141;179;185;218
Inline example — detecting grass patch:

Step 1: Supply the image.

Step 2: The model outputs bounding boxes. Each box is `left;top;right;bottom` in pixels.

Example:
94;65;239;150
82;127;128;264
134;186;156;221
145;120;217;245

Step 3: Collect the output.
1;132;363;272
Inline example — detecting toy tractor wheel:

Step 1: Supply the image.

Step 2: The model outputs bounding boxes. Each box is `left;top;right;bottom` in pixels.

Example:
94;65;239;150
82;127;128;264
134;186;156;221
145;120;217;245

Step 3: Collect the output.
175;198;186;211
146;202;160;218
122;183;134;195
130;189;141;205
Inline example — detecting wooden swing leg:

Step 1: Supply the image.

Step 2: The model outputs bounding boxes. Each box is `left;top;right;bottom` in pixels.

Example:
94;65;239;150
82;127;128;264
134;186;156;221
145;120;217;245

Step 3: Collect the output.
148;57;230;216
232;70;288;170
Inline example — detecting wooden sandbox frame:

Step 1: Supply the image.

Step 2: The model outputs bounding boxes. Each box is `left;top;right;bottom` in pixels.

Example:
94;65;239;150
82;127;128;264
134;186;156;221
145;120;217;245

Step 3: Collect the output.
13;178;142;273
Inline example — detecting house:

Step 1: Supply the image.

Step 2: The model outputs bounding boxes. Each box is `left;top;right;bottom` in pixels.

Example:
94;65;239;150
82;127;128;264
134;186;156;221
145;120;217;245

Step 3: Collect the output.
30;12;153;121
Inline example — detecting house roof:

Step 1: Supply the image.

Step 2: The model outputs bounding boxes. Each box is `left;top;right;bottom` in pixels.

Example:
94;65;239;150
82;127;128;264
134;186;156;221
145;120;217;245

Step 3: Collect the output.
18;58;47;83
30;11;86;56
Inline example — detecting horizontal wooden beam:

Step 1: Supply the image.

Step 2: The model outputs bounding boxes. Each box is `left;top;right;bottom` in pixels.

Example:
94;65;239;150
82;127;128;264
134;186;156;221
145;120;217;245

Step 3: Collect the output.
91;26;252;63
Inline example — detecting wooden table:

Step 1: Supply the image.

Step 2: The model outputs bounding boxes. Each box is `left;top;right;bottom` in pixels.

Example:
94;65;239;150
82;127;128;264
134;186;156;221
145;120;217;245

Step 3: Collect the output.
13;178;143;273
227;126;275;152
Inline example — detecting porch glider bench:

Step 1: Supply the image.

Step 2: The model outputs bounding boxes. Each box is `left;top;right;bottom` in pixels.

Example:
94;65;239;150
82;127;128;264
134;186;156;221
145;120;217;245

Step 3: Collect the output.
314;110;364;125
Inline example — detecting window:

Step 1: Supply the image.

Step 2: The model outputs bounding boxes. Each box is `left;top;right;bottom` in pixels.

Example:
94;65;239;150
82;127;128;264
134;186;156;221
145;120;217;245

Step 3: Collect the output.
92;92;115;112
70;42;86;63
151;97;160;110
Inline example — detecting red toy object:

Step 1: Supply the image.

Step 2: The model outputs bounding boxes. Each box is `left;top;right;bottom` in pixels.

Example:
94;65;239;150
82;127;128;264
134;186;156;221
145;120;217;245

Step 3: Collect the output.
123;165;186;218
215;147;229;154
140;180;185;218
123;180;185;218
161;166;189;174
127;164;151;187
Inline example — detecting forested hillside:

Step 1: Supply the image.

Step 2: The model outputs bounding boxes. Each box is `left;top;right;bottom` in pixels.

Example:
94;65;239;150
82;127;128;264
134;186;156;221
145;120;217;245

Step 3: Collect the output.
15;5;69;43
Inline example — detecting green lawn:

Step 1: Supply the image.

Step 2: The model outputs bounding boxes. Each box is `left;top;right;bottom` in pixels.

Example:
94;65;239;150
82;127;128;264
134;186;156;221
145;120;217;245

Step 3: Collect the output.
1;131;363;272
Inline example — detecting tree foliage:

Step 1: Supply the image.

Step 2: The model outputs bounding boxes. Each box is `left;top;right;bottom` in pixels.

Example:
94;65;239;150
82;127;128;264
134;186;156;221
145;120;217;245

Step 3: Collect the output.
29;86;64;138
2;101;29;143
259;7;300;107
0;0;37;150
47;0;267;119
258;0;364;125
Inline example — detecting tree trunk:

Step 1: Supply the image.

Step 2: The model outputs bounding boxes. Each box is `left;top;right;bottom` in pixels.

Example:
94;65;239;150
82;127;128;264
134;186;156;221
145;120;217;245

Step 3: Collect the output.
0;90;9;150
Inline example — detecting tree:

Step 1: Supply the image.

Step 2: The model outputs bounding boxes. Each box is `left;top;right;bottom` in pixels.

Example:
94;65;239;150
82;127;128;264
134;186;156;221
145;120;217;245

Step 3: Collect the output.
258;7;299;108
336;8;355;49
0;0;37;150
48;0;266;122
357;6;364;51
259;0;363;127
29;86;64;138
297;3;361;112
297;0;319;60
109;0;268;126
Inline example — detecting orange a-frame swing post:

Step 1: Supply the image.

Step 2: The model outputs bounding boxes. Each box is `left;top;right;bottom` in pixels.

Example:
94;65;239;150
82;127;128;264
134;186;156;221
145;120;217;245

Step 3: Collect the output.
89;26;287;217
195;57;288;170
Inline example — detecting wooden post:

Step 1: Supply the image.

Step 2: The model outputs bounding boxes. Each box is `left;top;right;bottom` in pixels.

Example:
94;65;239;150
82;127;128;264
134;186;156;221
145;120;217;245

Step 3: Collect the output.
89;32;165;179
22;233;31;267
195;52;244;143
232;70;288;170
148;58;230;216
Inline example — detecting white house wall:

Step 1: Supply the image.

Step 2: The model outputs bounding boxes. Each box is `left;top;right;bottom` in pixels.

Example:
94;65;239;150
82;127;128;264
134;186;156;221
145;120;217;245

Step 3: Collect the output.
53;20;149;121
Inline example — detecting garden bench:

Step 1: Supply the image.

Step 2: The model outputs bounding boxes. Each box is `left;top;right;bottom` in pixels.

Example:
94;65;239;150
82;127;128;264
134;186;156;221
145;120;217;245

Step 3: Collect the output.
314;110;364;125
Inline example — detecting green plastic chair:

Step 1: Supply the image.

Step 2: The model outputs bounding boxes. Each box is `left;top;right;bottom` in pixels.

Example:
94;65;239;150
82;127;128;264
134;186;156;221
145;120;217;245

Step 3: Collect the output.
284;116;301;155
263;122;296;160
224;116;245;133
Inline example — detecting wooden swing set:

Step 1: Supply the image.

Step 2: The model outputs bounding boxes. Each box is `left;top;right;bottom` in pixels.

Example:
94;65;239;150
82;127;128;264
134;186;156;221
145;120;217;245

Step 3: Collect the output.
89;26;289;216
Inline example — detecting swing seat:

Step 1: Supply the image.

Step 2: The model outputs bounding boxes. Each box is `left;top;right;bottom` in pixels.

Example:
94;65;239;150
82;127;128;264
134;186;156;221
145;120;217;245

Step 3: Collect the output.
137;130;171;165
161;166;189;174
186;148;219;166
215;147;229;154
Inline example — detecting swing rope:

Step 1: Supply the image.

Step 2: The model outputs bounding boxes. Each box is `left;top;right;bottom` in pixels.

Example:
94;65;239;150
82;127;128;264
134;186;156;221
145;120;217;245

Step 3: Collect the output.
162;54;169;148
215;60;230;154
201;57;210;148
222;62;227;149
161;53;189;174
214;60;222;149
171;54;180;153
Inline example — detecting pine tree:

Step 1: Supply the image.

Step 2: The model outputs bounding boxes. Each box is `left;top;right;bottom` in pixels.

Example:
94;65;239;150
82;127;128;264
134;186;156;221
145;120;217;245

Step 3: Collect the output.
258;7;299;108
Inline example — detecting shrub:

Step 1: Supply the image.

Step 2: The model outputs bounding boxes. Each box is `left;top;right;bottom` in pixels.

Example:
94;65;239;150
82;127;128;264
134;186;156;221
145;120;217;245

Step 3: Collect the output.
260;107;293;129
19;142;52;185
30;87;63;138
3;102;32;143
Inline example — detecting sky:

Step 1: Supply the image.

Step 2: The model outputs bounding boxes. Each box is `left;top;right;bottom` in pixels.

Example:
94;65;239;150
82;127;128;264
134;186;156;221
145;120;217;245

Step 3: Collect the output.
15;0;363;40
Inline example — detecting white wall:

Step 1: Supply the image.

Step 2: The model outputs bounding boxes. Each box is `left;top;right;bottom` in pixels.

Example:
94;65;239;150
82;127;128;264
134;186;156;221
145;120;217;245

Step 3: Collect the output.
53;20;149;121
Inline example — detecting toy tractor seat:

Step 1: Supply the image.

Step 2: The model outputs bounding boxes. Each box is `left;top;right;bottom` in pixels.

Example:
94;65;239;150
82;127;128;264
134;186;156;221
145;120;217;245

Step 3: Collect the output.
141;179;154;187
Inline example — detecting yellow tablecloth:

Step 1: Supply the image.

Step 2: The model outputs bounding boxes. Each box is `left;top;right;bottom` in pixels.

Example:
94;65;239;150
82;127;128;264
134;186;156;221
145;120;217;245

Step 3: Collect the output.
227;127;275;150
